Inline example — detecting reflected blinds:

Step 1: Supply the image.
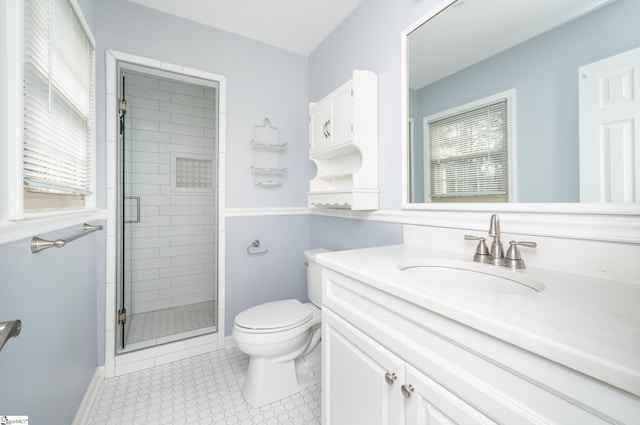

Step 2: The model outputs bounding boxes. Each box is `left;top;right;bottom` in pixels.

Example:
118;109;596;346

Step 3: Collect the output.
428;100;508;198
22;0;94;196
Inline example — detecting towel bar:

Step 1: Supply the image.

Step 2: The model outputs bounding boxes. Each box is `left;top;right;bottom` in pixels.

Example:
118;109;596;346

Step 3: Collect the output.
31;223;104;254
0;320;21;352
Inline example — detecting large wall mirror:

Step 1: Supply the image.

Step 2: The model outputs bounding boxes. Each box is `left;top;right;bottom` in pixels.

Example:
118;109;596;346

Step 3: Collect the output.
404;0;640;206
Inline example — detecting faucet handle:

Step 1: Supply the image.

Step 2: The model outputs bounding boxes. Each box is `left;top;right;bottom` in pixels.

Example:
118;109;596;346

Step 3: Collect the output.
504;241;537;269
464;235;490;263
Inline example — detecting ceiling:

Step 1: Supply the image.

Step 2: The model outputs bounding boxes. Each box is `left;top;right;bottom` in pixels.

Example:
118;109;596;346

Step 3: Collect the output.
128;0;363;56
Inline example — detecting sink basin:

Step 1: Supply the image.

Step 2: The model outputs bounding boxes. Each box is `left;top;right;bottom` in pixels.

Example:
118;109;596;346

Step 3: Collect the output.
397;258;545;293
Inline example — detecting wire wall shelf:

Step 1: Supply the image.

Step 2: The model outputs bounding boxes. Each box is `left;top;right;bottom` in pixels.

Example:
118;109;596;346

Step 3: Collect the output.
251;118;287;187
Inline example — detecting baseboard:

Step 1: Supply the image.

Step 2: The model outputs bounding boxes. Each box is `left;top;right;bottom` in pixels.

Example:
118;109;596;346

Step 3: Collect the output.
72;366;104;425
224;334;236;348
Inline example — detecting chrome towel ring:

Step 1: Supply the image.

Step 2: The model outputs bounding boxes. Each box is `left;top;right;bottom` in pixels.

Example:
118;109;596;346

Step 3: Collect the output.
247;240;269;255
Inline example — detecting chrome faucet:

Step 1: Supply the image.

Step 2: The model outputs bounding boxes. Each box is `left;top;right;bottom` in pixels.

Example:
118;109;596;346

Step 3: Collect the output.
488;214;504;266
465;214;537;269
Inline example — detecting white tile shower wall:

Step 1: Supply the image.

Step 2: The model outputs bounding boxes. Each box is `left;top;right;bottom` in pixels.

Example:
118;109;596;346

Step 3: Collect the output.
123;70;218;314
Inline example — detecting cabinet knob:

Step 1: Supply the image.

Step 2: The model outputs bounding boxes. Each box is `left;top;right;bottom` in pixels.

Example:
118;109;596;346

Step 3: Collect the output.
384;372;397;385
401;384;414;398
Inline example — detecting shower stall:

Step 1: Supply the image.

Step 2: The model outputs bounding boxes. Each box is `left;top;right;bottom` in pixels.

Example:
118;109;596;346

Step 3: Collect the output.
116;63;220;353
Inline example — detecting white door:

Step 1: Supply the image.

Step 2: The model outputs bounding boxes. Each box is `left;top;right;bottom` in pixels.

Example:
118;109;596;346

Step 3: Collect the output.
579;46;640;202
329;84;355;149
323;309;404;425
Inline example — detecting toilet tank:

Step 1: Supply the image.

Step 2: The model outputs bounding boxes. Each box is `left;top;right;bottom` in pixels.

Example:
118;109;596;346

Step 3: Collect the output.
304;248;330;307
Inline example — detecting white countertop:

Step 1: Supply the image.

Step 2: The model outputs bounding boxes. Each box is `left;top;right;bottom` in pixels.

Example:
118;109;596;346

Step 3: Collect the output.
317;244;640;398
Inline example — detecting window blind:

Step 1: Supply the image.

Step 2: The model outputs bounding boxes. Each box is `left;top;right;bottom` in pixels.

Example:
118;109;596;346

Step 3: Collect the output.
428;100;508;198
22;0;94;196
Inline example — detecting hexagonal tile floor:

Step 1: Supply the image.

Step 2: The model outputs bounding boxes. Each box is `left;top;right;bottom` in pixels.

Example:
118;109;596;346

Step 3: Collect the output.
84;347;321;425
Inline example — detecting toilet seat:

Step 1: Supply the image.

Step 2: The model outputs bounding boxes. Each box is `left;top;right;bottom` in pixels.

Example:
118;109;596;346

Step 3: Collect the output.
235;299;313;333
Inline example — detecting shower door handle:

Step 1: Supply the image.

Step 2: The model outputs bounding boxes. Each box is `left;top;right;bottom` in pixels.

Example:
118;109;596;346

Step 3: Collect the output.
125;196;140;224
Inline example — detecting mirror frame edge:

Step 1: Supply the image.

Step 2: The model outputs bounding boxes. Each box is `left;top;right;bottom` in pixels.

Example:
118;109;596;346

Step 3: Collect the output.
400;0;640;242
401;0;459;212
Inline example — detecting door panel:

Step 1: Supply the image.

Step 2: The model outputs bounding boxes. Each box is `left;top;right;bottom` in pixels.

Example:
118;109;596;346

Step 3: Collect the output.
323;309;403;425
579;46;640;202
310;100;333;153
330;85;354;149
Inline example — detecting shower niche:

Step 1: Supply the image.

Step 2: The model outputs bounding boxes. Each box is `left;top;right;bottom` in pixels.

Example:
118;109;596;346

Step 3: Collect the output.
116;63;221;353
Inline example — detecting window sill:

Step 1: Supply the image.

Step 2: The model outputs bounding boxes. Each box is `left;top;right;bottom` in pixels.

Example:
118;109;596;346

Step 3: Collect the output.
0;208;107;246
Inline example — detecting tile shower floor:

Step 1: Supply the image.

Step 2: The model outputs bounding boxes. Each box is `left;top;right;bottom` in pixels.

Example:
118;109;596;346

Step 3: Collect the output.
125;302;216;346
84;347;322;425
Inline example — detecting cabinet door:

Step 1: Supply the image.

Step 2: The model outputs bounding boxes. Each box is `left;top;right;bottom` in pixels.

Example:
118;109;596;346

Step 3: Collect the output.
310;99;333;153
323;309;404;425
404;364;496;425
329;84;354;149
310;84;354;154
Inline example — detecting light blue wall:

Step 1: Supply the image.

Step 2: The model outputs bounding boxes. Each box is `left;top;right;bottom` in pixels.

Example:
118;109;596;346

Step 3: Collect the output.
76;0;95;32
309;216;403;251
0;225;102;425
226;215;310;335
414;0;640;202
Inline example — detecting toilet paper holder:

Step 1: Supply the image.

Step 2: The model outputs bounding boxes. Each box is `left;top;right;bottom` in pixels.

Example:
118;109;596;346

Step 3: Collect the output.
247;240;269;256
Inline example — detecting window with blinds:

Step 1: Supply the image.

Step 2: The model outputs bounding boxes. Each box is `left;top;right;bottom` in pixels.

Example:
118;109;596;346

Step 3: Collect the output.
427;95;511;202
22;0;95;210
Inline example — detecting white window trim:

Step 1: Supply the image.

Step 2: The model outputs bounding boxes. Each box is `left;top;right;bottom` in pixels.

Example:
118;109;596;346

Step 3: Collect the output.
7;0;99;222
1;0;104;246
423;89;518;203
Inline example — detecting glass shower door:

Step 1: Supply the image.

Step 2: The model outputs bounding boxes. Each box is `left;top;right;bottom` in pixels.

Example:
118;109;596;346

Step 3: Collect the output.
115;65;219;354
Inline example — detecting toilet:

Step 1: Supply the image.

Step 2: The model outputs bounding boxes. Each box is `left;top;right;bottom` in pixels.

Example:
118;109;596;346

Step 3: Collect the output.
233;248;328;408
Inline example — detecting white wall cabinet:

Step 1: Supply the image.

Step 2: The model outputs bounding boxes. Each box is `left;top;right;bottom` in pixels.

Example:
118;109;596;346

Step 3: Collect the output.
310;82;354;153
321;268;640;425
308;70;378;210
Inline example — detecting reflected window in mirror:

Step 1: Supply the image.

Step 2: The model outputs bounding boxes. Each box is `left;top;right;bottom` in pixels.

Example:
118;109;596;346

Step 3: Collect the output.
422;90;514;203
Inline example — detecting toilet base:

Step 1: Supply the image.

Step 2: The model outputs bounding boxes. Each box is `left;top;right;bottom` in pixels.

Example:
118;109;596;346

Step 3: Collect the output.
241;343;321;408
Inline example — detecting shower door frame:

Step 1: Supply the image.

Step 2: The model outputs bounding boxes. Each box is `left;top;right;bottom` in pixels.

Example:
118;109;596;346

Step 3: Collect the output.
104;50;227;377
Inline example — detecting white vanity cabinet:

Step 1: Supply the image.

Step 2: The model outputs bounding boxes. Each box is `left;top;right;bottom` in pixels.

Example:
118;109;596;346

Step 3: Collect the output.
308;70;378;210
321;267;640;425
324;309;494;425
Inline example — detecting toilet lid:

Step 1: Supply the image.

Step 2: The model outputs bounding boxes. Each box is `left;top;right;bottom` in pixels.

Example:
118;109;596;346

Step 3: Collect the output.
235;299;312;331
